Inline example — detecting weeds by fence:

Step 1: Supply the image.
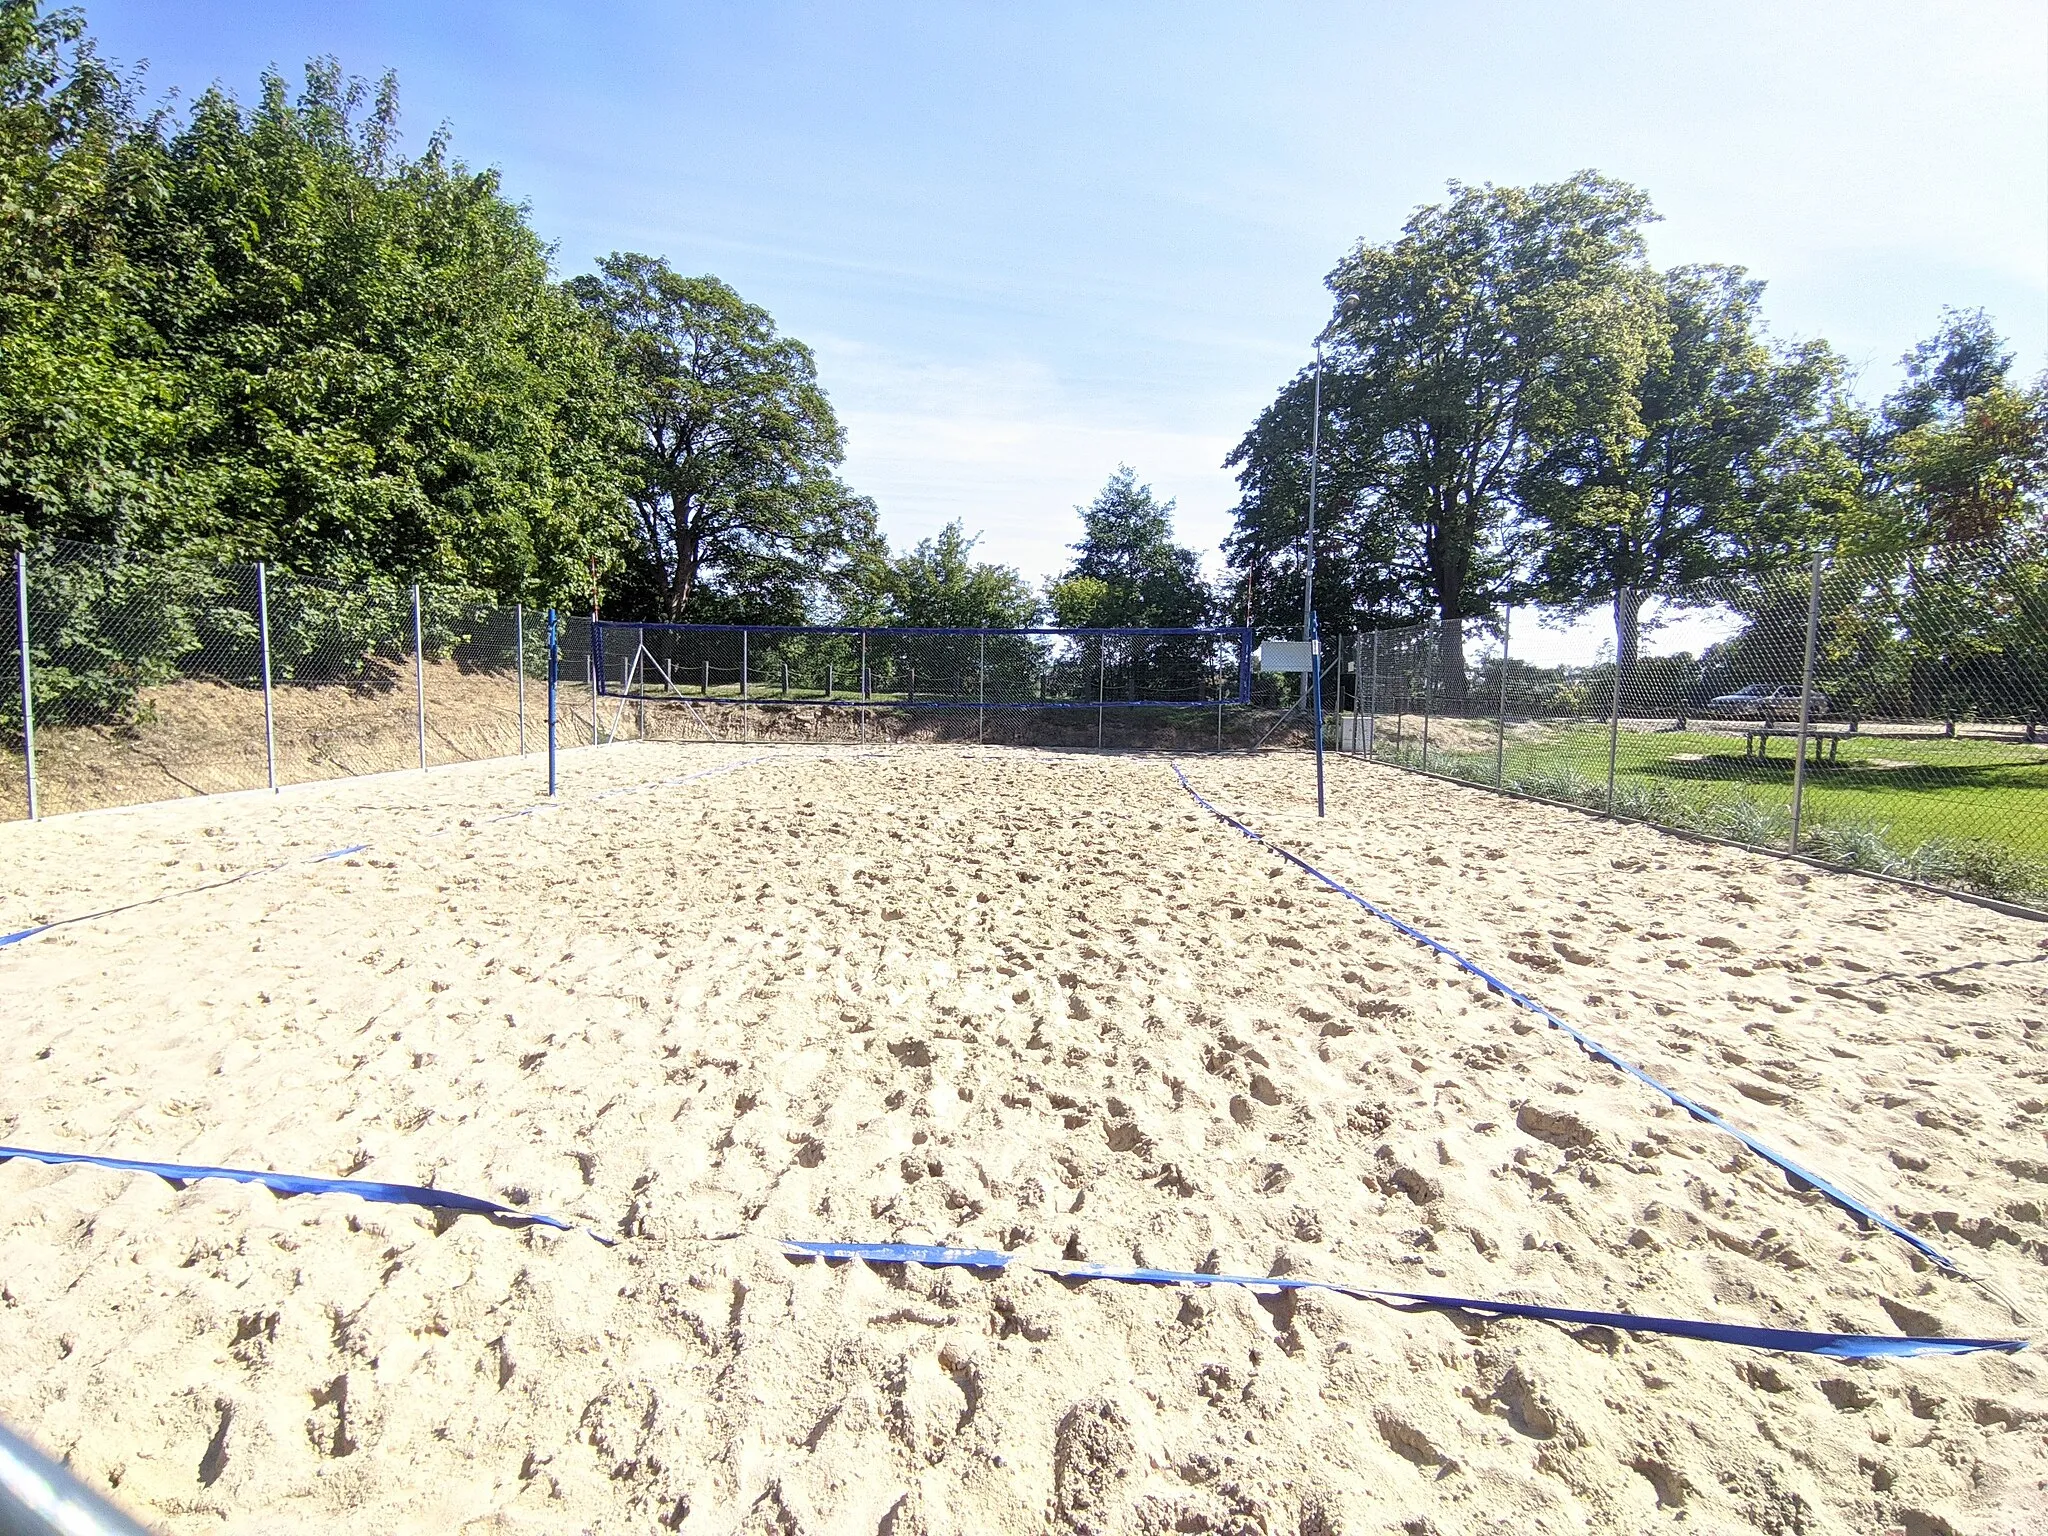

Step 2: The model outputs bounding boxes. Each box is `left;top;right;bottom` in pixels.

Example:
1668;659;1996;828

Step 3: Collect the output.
1328;535;2048;907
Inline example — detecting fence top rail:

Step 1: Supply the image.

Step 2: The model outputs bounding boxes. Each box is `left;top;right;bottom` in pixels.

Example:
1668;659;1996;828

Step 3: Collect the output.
591;621;1253;640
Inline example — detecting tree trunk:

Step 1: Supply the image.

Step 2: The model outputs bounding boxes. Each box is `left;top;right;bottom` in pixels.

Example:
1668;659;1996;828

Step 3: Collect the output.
1436;597;1470;713
1613;586;1643;715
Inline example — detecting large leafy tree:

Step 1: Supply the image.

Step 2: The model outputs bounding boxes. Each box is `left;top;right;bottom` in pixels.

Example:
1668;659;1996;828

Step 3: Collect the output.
571;253;877;623
1046;465;1210;629
1;4;634;605
885;520;1039;628
1523;264;1838;669
1225;173;1664;704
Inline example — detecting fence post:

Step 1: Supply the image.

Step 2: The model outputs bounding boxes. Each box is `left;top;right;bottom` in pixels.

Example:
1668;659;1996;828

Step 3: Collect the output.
741;629;749;699
1605;609;1622;814
1217;671;1224;751
1419;625;1434;769
977;629;986;745
1096;641;1105;749
515;604;526;755
861;631;869;699
257;563;277;791
1311;618;1326;818
412;583;427;772
588;652;598;744
1366;630;1380;761
1789;549;1825;853
14;551;35;821
545;608;558;796
1495;607;1510;788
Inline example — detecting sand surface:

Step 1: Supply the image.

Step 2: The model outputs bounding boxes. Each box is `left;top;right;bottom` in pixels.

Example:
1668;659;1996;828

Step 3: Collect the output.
2;743;2046;1534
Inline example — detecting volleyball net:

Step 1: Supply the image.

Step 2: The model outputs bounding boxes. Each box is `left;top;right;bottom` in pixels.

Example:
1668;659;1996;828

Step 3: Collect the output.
591;623;1255;710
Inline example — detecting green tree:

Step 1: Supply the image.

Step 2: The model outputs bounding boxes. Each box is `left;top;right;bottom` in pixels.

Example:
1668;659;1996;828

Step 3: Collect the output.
0;0;176;550
1524;264;1838;671
1047;465;1210;628
885;520;1039;628
571;252;877;623
1225;173;1664;704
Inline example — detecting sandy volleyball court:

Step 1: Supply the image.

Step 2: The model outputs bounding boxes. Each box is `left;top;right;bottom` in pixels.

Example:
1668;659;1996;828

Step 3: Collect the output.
2;743;2045;1534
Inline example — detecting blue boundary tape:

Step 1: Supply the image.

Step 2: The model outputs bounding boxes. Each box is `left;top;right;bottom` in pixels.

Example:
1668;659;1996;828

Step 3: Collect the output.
0;751;780;951
0;844;368;950
1168;762;1964;1274
0;1145;606;1241
783;1241;2022;1358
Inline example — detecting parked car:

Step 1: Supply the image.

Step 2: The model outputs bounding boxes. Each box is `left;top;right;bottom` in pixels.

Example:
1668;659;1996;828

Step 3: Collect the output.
1700;683;1828;721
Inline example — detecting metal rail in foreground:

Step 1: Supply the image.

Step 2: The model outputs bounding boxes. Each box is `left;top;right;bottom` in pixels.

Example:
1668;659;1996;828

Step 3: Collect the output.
0;1416;156;1536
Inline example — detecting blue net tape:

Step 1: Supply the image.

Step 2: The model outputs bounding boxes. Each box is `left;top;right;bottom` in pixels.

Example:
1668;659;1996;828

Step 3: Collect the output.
0;1145;605;1241
783;1241;2023;1359
1168;762;1963;1274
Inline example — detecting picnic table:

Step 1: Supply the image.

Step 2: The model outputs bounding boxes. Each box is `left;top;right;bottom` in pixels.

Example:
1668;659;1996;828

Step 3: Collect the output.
1742;724;1843;765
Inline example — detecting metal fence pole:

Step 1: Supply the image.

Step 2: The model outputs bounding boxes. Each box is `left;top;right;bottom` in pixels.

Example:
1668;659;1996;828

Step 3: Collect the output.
1311;618;1326;817
545;608;558;796
1366;630;1380;761
1419;625;1434;768
15;551;36;820
977;630;986;744
1605;610;1623;814
1096;641;1105;749
741;628;749;700
588;652;598;744
1495;607;1510;788
516;603;526;755
412;583;427;772
1789;549;1825;852
256;563;277;791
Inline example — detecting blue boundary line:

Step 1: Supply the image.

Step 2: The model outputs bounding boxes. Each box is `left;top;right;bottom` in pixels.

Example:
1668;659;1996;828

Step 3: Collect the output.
0;751;779;951
1168;761;1964;1274
0;844;368;950
784;1241;2022;1359
0;1145;607;1241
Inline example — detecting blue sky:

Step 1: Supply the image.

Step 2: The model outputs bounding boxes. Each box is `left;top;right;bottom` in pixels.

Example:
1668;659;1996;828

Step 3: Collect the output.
86;0;2048;593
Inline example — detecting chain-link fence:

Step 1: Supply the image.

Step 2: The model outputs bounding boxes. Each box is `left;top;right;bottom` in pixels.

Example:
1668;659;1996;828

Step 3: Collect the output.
1333;535;2048;908
0;538;584;819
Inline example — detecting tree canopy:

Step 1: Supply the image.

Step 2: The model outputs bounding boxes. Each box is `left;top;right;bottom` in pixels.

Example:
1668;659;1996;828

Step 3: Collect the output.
882;520;1039;629
1047;466;1211;629
569;253;877;623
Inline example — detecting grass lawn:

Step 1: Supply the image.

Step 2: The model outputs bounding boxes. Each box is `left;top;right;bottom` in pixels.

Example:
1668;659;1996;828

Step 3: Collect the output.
1421;724;2048;861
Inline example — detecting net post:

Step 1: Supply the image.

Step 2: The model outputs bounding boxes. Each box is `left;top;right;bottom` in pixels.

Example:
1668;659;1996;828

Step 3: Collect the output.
15;550;36;820
545;608;558;796
588;651;598;744
1216;670;1224;751
257;563;277;791
412;583;427;772
1311;616;1326;817
1789;549;1824;852
1495;607;1509;787
515;604;526;755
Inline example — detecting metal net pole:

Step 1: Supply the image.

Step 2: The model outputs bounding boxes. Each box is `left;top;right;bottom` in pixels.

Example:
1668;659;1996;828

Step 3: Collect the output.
1605;602;1623;813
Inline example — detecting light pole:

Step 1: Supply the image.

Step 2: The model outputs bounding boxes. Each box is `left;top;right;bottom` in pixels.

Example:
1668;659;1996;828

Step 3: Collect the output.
1305;339;1327;817
1303;338;1323;640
